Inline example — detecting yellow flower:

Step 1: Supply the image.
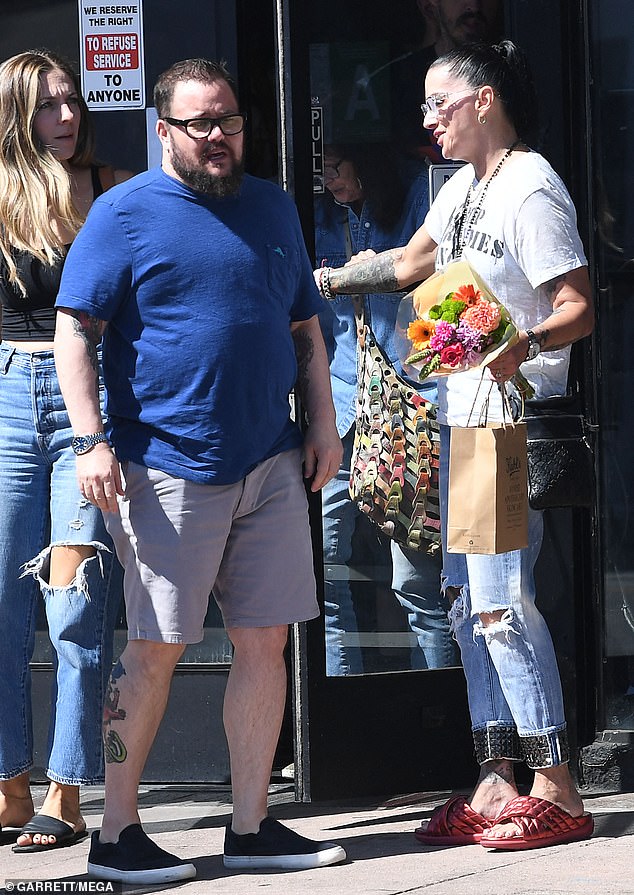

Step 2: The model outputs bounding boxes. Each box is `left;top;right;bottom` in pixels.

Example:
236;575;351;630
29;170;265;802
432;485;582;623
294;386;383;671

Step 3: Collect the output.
407;319;435;350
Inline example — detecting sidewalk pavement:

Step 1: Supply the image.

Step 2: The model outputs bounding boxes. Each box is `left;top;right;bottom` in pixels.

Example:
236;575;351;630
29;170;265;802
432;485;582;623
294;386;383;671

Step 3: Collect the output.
1;784;633;894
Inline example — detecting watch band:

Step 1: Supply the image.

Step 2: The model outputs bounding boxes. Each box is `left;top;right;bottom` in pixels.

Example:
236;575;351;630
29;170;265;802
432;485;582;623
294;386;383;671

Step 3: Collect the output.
71;432;110;455
525;329;541;361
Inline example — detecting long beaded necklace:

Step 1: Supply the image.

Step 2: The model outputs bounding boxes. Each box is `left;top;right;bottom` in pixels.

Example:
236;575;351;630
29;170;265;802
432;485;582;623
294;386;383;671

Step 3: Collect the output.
451;139;522;260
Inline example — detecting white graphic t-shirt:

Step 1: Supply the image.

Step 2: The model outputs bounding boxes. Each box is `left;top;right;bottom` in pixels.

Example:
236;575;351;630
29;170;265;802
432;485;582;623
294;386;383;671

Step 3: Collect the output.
424;150;587;426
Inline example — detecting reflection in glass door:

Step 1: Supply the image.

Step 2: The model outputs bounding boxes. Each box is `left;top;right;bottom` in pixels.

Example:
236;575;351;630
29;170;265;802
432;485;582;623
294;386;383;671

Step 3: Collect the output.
308;6;475;676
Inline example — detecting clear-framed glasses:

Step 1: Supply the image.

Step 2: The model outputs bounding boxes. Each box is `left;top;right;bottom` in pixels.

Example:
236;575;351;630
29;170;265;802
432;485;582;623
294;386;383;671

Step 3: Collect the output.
323;159;344;182
164;113;246;138
421;90;474;117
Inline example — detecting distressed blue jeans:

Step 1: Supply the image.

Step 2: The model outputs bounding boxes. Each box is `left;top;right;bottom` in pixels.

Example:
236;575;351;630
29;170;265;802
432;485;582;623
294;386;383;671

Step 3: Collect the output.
322;429;457;675
440;425;569;769
0;344;121;784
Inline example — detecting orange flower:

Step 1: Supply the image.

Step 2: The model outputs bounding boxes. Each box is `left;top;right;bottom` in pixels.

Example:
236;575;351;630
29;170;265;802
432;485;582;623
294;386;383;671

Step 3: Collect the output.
407;319;435;350
452;284;483;307
462;299;501;334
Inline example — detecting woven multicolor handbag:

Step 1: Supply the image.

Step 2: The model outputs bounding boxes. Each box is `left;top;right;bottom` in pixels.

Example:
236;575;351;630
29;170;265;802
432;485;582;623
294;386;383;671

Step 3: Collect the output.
348;297;441;553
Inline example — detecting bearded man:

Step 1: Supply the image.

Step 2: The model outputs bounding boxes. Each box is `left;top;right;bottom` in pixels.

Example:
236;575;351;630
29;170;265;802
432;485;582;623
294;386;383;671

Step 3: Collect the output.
54;58;344;885
422;0;500;54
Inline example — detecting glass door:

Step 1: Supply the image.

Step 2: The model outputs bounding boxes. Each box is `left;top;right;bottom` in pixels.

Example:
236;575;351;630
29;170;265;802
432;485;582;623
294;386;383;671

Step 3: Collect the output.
310;2;462;682
294;0;475;800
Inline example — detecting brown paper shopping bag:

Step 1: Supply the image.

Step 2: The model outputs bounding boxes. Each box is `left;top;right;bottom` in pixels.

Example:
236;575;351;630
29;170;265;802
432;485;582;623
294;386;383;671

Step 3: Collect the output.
447;422;529;554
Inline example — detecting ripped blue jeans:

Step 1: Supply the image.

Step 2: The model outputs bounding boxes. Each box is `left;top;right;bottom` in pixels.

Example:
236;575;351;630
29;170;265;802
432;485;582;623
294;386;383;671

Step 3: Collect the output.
0;344;121;784
440;425;569;769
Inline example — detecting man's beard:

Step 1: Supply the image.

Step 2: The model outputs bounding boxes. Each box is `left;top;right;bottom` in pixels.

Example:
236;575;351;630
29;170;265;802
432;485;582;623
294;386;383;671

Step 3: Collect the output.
171;141;244;197
443;10;489;46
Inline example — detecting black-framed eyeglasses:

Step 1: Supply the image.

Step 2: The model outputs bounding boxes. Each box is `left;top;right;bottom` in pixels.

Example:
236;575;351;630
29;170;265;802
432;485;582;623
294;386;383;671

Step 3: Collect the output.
164;113;246;138
324;159;344;182
420;90;475;117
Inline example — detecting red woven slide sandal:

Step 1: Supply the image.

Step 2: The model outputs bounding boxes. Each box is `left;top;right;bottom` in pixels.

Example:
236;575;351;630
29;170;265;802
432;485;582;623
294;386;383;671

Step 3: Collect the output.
479;795;594;851
415;795;492;846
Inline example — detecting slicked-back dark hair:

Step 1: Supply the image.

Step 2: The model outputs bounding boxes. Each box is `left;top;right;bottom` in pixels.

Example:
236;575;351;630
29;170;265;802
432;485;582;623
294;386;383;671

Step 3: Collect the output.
153;58;237;118
430;40;538;143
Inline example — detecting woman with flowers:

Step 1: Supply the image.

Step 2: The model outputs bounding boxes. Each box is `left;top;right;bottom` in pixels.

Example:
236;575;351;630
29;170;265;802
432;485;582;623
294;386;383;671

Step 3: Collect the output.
315;40;594;851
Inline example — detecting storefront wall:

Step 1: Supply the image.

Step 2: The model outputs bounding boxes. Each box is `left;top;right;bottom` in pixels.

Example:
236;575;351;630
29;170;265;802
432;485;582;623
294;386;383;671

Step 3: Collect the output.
3;0;633;794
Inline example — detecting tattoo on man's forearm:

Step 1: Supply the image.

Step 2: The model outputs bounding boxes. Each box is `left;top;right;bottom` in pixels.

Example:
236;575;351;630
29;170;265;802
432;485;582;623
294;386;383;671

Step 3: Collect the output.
330;249;401;294
103;660;127;764
69;311;104;375
292;329;314;403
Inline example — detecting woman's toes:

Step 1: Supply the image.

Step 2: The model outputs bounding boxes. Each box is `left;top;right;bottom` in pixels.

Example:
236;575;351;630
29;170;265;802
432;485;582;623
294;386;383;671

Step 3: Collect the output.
486;821;520;840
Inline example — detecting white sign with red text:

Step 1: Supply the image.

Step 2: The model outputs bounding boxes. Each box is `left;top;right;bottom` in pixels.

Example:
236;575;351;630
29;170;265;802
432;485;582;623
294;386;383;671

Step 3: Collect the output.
78;0;145;110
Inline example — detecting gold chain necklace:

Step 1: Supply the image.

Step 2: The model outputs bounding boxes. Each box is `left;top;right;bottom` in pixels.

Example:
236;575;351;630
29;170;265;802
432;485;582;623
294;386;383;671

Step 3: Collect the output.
452;140;521;259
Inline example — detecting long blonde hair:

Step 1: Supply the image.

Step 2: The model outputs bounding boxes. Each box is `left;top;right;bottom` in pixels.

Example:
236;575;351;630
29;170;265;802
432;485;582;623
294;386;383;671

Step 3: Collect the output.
0;49;97;295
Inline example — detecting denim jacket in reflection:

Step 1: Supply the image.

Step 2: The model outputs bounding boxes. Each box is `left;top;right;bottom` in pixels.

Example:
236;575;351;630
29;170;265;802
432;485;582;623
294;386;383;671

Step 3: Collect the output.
314;167;436;438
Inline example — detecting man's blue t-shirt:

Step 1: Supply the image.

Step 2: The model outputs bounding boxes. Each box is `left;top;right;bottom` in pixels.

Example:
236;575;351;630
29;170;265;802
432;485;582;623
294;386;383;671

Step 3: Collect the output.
56;168;323;484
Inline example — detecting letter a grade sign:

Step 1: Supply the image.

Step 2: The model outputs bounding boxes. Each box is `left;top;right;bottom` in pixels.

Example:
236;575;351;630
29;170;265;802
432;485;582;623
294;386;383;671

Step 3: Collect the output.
79;0;146;110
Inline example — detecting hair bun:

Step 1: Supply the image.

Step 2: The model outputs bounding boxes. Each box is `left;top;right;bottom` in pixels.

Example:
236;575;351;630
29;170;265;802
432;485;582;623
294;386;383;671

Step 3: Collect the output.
493;40;515;61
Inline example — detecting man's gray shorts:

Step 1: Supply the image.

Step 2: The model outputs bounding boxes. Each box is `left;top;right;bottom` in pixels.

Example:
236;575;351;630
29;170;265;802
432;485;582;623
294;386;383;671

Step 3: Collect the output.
105;448;319;643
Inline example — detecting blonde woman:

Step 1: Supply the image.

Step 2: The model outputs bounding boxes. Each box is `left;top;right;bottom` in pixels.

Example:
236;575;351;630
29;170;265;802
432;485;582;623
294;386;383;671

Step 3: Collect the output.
0;49;132;853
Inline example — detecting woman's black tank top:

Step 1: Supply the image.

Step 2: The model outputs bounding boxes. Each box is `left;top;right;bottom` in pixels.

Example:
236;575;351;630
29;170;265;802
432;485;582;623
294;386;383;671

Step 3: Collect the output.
0;166;104;341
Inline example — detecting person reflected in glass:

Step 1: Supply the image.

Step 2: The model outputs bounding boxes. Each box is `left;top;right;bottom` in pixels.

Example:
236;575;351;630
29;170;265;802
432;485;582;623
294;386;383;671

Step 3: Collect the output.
315;142;458;675
315;42;594;848
392;0;502;162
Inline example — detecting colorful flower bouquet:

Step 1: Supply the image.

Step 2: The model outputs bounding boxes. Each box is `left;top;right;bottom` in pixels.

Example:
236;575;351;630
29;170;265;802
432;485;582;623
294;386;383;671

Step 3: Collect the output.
396;259;519;382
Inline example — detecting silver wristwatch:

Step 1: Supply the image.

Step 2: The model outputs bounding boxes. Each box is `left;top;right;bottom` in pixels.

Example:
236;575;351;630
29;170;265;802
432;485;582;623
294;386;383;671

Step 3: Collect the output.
71;432;110;455
525;329;541;361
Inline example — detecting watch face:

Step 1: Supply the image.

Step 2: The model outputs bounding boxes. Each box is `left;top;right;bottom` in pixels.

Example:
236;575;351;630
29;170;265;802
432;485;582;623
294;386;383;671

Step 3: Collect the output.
72;434;107;454
72;436;90;454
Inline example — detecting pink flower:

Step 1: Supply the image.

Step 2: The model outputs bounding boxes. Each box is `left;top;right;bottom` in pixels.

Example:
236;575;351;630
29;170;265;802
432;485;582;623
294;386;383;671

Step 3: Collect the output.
440;342;465;367
461;299;501;334
429;320;456;351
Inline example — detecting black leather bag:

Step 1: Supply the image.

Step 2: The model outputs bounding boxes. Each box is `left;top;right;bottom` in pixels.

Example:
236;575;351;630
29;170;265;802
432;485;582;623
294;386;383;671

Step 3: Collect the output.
523;394;595;510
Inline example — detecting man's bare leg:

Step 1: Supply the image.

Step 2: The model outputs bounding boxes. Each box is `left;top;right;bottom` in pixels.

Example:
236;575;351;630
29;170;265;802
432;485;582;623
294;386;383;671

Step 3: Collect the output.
221;624;346;869
223;625;288;834
99;640;184;843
